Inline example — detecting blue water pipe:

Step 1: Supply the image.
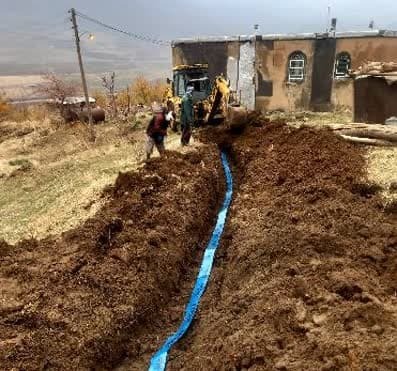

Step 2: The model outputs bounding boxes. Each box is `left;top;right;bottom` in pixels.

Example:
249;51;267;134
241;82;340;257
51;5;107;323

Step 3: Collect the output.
148;151;233;371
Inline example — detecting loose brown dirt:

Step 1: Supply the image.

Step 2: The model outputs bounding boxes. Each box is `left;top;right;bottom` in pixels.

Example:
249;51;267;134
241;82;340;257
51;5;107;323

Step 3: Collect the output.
0;148;224;370
1;119;396;371
166;122;397;370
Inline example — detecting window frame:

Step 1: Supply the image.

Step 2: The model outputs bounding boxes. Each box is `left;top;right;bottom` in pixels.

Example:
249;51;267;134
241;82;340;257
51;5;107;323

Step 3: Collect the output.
287;52;306;83
175;73;186;97
334;52;351;79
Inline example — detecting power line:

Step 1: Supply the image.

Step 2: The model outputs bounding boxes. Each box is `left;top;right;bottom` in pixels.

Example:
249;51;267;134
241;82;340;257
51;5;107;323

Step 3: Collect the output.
74;10;171;46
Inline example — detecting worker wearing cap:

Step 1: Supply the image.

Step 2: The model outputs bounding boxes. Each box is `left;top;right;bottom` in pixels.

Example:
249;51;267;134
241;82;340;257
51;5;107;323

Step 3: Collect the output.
180;86;194;146
145;104;170;160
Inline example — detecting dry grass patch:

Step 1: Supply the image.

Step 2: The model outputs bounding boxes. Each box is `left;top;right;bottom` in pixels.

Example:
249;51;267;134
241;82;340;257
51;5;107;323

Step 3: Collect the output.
0;113;189;244
0;119;151;243
366;146;397;206
269;109;353;125
0;140;144;243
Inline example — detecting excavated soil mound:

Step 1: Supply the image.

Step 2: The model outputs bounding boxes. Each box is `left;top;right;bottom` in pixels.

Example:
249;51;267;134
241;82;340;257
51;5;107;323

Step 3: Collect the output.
168;123;397;370
0;148;224;370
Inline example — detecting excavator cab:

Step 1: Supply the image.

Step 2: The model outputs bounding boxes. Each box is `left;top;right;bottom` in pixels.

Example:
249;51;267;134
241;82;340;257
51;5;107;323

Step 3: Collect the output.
172;64;211;103
165;63;247;128
185;77;212;104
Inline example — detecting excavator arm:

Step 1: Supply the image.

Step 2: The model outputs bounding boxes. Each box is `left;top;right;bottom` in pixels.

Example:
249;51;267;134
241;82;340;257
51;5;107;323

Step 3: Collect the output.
207;76;247;130
165;64;247;129
207;76;230;124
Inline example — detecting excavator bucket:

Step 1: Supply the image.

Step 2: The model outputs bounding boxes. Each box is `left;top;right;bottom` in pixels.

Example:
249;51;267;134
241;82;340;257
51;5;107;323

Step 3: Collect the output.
227;106;248;131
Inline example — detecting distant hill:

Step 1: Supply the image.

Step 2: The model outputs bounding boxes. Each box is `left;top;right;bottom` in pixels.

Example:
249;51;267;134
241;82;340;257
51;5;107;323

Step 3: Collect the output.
0;65;170;101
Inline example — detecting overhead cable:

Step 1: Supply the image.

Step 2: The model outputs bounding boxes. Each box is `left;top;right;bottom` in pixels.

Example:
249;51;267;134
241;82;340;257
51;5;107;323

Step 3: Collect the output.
75;10;171;46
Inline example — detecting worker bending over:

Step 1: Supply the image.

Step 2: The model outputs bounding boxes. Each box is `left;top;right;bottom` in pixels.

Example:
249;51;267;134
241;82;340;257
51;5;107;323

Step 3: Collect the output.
146;104;172;160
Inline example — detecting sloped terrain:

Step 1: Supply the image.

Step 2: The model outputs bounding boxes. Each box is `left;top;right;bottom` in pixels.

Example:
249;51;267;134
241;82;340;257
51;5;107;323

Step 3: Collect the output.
0;148;224;370
167;123;397;370
1;120;396;371
0;118;152;243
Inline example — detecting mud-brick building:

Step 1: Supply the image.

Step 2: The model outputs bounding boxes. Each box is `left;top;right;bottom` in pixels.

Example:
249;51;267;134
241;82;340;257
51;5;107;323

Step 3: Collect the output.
172;30;397;112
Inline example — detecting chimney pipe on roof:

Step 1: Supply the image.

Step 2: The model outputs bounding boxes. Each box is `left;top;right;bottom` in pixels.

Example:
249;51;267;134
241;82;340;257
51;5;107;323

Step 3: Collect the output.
330;18;337;31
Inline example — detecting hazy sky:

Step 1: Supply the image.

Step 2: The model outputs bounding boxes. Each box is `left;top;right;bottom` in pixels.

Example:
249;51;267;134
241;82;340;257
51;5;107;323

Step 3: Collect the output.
0;0;396;76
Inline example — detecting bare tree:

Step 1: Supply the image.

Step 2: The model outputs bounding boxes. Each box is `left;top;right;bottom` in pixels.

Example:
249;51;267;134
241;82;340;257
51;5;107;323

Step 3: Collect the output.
101;72;117;117
36;73;79;107
35;73;96;142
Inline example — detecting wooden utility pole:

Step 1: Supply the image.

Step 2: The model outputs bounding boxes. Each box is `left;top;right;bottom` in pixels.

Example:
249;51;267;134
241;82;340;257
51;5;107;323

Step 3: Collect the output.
69;8;95;141
127;86;131;114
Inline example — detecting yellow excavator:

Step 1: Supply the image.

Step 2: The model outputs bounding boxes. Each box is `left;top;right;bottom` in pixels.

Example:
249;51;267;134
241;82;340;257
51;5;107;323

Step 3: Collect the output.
164;64;247;129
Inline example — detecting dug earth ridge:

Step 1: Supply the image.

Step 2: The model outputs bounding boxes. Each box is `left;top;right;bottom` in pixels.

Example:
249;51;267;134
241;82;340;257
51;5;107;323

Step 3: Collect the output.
167;122;397;370
0;148;225;370
1;121;396;370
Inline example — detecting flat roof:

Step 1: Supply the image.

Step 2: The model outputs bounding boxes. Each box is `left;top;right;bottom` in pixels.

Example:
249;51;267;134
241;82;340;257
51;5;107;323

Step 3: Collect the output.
172;30;397;46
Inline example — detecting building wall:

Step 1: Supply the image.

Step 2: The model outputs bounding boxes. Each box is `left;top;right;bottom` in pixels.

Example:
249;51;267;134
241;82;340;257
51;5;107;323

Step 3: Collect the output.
226;42;240;91
172;41;239;82
256;39;315;112
173;36;397;113
332;37;397;110
353;77;397;123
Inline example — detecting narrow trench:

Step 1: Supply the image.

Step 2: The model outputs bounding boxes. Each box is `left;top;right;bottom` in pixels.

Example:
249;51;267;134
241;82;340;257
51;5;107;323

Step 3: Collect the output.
114;144;240;371
110;125;397;370
114;254;208;370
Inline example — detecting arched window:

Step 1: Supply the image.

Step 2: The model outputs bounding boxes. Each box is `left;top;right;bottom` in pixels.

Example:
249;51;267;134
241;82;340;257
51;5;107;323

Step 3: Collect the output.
334;52;351;78
288;51;306;82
